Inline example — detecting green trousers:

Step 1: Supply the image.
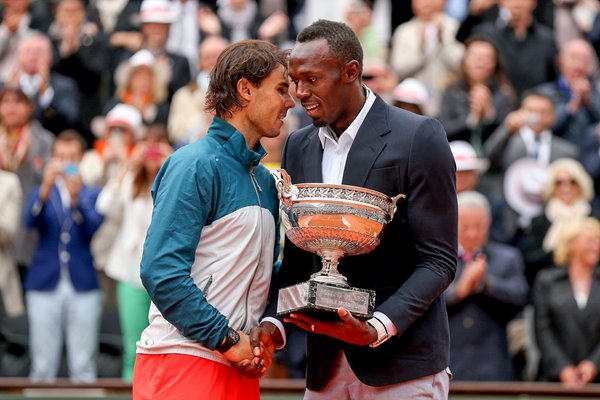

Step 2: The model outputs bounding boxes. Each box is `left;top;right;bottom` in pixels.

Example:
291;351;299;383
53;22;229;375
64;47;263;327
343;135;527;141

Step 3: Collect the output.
117;281;151;382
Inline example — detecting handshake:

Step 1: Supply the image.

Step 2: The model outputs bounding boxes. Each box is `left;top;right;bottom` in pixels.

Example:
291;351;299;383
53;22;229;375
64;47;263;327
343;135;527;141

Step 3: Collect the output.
218;322;283;379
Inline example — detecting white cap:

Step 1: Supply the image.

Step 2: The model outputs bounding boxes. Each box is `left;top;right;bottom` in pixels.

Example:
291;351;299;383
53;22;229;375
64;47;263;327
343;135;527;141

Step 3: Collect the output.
140;0;177;24
392;78;429;106
129;49;155;68
105;104;144;139
449;140;490;173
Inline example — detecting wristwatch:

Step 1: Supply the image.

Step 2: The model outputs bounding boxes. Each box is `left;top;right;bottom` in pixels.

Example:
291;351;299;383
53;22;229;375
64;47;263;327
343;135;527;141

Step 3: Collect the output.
367;317;389;348
216;327;240;353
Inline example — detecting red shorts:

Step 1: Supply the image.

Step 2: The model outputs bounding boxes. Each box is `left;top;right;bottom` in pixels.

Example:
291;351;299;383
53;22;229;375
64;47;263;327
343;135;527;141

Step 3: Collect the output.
133;353;260;400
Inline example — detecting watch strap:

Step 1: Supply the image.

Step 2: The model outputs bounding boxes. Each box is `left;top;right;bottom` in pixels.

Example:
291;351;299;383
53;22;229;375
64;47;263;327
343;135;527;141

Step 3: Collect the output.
367;317;389;348
216;327;239;353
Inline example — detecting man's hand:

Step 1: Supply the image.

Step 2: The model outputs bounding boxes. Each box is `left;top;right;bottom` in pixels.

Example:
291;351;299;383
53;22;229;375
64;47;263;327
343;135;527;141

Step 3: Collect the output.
248;322;283;375
284;307;378;346
576;360;598;385
39;159;63;202
221;331;265;378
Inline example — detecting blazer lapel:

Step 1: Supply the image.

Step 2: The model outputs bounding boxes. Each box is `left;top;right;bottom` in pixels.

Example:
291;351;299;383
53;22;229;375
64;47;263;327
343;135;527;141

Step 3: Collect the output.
302;128;324;183
342;96;390;187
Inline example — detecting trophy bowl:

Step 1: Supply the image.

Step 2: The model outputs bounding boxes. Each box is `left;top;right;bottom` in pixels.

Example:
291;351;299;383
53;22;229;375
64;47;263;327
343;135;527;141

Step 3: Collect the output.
273;169;405;318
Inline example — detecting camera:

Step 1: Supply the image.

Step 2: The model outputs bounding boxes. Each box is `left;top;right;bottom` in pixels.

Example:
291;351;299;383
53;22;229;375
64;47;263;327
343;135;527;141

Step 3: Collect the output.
63;163;79;176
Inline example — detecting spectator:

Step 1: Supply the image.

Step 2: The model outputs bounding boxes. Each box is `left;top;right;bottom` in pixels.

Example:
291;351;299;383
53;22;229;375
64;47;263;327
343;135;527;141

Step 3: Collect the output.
217;0;290;46
81;103;144;187
0;0;45;82
166;0;223;76
390;0;465;116
484;90;579;242
361;60;400;106
7;33;80;136
485;90;578;174
0;86;53;275
110;49;170;126
533;217;600;385
391;77;429;115
23;130;103;382
0;169;24;318
48;0;109;146
439;35;515;152
581;122;600;215
472;0;557;97
96;124;172;382
345;0;387;63
168;35;228;146
446;190;528;380
538;38;600;149
522;158;595;287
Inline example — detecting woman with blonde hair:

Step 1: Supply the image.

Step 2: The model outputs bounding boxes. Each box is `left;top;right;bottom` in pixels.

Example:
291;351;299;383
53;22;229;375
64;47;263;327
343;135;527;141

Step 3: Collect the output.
533;217;600;385
522;158;595;286
107;49;171;125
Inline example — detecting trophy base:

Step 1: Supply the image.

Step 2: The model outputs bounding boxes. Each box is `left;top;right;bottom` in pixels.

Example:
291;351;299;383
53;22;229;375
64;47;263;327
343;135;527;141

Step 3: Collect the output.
276;280;375;320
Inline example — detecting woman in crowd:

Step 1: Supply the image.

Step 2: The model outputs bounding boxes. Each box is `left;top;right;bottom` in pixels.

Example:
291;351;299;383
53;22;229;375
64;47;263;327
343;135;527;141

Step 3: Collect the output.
95;124;172;381
523;158;595;287
438;35;515;153
533;217;600;386
108;49;170;126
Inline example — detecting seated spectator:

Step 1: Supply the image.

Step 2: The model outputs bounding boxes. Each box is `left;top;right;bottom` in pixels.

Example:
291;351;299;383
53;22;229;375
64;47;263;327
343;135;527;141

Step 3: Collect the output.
0;0;45;82
23;130;103;382
345;0;387;63
537;38;600;149
6;33;80;136
81;103;144;187
361;60;399;106
48;0;109;146
110;49;170;126
96;124;172;382
471;0;557;97
168;36;228;146
522;158;595;287
581;122;600;215
439;35;515;152
484;90;579;242
533;217;600;385
390;0;465;116
445;190;528;380
391;77;429;115
0;86;53;273
217;0;290;46
0;169;24;318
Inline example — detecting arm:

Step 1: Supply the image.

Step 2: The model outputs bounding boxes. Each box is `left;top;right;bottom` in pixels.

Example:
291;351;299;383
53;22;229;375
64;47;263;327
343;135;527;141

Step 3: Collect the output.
0;173;22;248
377;118;457;335
140;156;229;350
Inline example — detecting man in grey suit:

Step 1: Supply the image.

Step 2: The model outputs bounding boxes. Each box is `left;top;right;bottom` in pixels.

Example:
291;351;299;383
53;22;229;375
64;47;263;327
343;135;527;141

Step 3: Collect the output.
252;20;457;399
483;90;578;242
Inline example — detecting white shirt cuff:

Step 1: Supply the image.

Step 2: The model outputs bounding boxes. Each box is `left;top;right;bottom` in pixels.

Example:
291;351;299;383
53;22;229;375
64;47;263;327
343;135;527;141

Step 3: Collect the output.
373;311;398;337
260;317;287;350
39;86;54;109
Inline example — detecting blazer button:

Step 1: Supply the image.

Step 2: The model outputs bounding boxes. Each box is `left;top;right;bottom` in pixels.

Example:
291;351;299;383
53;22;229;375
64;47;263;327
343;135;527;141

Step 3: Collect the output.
60;251;70;263
61;232;71;244
463;317;474;329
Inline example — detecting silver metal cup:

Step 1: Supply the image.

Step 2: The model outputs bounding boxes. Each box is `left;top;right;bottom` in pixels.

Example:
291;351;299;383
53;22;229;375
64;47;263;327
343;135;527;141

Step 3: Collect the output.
273;169;405;318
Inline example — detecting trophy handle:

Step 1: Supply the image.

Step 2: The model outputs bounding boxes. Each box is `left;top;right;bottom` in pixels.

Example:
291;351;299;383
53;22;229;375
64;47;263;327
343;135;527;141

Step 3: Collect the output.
271;169;297;208
388;194;406;219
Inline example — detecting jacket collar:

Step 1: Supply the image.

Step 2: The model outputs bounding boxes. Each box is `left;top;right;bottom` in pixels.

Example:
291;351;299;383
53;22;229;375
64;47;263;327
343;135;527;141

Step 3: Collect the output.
209;116;266;168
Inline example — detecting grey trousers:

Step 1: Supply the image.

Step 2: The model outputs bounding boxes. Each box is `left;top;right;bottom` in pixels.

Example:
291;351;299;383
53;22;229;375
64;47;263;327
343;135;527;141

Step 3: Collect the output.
305;351;451;400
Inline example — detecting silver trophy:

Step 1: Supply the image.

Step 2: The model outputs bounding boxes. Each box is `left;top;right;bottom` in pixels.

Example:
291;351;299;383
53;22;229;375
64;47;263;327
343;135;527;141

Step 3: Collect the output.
273;169;405;319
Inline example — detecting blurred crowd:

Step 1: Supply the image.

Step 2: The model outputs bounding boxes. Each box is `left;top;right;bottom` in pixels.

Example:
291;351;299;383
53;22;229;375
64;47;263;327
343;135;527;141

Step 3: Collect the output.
0;0;600;388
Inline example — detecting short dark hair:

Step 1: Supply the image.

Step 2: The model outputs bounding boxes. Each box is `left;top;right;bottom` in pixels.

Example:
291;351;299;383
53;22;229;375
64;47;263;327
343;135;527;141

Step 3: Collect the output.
520;88;555;108
0;86;33;106
204;40;288;119
296;19;364;75
54;129;87;153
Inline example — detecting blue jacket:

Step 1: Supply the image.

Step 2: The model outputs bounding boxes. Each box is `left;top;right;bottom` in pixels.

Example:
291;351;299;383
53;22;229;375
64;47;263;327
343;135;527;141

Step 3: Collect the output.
24;184;103;291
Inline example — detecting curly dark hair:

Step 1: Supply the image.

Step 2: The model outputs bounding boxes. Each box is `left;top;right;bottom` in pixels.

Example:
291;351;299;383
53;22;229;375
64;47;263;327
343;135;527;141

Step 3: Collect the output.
296;19;363;75
204;40;289;119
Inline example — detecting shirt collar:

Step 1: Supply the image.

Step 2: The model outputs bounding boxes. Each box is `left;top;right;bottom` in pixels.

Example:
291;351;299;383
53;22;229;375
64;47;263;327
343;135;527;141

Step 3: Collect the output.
318;86;376;149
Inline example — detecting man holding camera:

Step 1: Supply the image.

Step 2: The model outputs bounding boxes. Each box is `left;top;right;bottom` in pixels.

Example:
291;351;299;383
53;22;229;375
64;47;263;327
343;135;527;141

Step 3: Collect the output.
23;129;103;382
